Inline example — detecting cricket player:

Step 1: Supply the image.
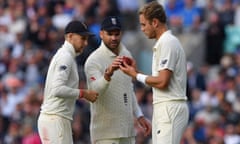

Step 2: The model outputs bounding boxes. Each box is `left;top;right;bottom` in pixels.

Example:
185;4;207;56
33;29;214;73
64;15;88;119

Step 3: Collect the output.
120;1;189;144
84;16;151;144
37;20;98;144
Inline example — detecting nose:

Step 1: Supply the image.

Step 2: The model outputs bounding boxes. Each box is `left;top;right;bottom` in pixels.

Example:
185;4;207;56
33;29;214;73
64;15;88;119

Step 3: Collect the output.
111;35;117;40
112;35;120;41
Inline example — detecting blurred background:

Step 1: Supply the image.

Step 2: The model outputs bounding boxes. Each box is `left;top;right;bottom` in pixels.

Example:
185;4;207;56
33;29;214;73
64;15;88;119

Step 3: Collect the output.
0;0;240;143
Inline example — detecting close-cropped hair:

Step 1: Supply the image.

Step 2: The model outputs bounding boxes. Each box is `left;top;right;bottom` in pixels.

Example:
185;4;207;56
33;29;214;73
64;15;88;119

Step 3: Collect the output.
139;1;167;24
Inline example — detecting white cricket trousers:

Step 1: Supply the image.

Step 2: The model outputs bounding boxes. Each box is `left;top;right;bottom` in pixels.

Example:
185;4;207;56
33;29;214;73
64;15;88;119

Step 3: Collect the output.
95;137;135;144
152;101;189;144
38;113;73;144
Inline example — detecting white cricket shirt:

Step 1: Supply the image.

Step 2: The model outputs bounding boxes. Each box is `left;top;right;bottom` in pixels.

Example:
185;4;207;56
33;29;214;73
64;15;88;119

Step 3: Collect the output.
40;41;80;120
84;41;143;142
152;30;188;104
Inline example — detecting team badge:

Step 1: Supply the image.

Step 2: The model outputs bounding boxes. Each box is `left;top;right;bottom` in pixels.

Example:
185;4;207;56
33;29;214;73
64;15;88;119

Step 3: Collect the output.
82;22;88;29
111;18;117;25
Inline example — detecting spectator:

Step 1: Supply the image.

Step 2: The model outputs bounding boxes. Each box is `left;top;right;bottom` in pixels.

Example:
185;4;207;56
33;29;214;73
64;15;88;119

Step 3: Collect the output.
205;11;225;65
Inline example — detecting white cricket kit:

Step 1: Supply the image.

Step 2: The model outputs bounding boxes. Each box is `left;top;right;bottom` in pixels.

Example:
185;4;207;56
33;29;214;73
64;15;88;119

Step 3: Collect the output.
151;30;189;144
152;30;187;103
38;41;80;144
85;42;143;143
40;41;80;120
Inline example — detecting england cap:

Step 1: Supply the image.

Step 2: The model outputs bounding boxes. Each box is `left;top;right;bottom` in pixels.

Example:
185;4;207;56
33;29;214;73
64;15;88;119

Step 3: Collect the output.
101;16;122;31
65;20;94;36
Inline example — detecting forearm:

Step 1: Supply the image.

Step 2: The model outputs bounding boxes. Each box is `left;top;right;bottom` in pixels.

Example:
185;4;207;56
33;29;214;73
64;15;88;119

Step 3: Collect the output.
136;74;168;89
146;76;168;89
88;76;110;93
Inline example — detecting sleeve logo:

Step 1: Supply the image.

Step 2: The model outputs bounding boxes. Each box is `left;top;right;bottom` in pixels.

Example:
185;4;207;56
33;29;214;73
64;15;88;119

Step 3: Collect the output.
90;76;96;81
161;59;167;65
59;65;67;71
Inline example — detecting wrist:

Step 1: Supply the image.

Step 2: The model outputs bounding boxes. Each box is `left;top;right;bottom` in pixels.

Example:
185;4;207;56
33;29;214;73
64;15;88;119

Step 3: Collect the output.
136;73;147;84
105;67;113;76
104;68;113;81
138;116;144;121
79;89;84;98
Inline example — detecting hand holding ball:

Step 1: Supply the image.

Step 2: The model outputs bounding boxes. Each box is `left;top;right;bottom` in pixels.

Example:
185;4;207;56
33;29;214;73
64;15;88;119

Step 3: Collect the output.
122;56;132;66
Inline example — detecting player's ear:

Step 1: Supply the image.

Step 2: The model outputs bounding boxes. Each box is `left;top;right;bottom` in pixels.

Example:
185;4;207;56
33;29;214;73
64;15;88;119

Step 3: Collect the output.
152;18;159;28
99;31;104;39
65;33;74;42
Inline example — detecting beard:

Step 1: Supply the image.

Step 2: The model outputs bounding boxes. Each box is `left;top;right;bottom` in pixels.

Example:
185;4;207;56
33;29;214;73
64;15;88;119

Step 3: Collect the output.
146;31;156;39
105;41;120;49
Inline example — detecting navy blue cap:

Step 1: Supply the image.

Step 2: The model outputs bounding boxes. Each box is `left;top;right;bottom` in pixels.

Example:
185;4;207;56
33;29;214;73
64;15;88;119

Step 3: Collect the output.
65;20;94;36
101;16;122;31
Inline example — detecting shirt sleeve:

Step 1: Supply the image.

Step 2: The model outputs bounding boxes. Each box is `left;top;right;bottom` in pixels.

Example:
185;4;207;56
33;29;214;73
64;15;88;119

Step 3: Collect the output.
84;57;110;94
131;85;144;118
50;53;79;99
158;39;178;72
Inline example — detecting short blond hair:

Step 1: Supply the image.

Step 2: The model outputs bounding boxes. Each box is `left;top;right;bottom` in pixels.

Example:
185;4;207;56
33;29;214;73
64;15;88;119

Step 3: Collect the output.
139;1;167;24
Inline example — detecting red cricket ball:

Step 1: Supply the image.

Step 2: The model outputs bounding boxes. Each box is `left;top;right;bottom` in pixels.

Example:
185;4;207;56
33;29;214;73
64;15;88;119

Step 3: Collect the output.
122;56;132;65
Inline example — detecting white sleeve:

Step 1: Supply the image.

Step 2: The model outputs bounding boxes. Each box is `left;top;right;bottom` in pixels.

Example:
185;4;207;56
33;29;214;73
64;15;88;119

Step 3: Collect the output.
50;53;79;98
131;86;144;118
84;58;110;94
158;40;178;71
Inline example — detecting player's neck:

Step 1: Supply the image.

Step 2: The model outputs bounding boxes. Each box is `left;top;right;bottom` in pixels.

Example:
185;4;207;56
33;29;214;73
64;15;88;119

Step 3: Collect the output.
156;25;167;39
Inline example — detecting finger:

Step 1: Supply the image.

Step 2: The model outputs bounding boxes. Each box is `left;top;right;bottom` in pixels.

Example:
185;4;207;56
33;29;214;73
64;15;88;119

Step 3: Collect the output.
114;57;122;63
122;61;130;67
92;97;96;102
144;128;150;136
119;64;126;71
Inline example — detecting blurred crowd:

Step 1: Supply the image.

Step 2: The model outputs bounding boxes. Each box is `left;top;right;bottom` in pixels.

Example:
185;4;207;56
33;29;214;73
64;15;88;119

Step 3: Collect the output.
0;0;240;144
